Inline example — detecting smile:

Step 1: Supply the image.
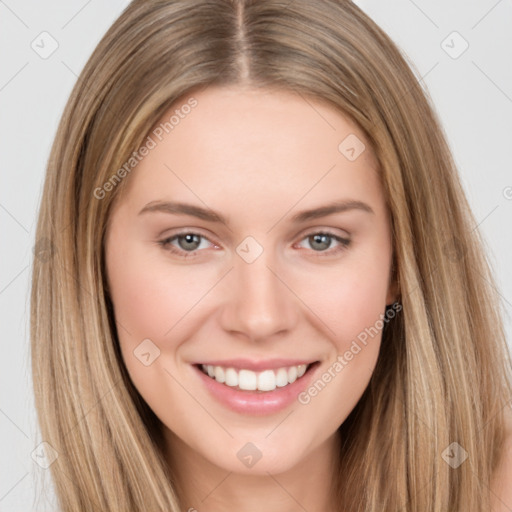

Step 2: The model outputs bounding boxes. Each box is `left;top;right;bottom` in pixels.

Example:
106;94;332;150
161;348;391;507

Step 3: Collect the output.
200;363;309;392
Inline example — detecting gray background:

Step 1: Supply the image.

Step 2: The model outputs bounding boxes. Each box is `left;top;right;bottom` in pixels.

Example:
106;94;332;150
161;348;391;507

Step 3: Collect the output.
1;1;511;510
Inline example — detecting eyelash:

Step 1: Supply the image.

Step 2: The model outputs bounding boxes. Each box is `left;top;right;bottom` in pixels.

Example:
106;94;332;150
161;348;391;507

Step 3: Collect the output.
157;230;351;259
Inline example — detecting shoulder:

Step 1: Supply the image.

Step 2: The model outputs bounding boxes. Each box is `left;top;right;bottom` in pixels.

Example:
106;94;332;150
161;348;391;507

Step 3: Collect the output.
490;404;512;511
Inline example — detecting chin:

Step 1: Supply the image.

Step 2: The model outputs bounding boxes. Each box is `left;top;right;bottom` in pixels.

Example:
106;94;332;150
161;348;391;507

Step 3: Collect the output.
202;435;312;476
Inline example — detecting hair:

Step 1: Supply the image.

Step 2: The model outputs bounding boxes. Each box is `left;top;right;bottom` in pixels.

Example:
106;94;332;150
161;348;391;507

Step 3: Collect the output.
30;0;512;510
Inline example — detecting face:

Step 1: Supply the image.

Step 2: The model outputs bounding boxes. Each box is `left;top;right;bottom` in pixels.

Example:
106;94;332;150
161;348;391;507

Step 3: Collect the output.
104;85;396;477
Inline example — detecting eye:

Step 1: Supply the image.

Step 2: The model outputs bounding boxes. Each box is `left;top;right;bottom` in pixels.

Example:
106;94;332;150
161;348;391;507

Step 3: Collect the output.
157;230;351;259
158;232;215;258
295;231;351;256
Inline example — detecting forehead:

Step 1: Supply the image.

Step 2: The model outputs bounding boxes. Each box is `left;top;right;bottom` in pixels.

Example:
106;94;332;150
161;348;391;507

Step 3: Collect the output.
116;86;385;222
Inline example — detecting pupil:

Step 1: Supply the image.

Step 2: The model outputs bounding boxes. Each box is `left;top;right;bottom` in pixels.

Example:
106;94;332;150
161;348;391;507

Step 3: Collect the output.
310;234;331;251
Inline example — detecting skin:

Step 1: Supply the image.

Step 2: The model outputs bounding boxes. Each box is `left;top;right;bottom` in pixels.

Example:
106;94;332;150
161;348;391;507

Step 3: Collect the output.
105;85;398;512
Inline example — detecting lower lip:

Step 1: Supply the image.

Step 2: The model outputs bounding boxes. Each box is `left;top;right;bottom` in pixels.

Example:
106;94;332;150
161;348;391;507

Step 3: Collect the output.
193;363;320;415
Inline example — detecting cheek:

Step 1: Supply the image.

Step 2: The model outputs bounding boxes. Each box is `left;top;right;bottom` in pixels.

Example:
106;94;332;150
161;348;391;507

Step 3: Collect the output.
105;246;215;421
106;245;217;342
104;242;211;388
293;260;390;427
295;249;392;352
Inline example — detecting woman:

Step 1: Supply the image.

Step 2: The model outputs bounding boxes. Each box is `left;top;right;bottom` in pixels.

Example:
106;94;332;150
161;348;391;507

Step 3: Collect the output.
31;0;512;510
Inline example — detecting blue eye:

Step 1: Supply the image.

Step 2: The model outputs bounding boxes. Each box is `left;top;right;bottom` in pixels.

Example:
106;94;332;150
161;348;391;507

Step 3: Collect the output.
158;233;214;257
296;232;351;255
158;230;351;258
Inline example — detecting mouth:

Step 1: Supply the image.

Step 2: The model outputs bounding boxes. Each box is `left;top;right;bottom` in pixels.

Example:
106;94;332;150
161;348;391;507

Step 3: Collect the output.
195;361;319;393
192;359;321;415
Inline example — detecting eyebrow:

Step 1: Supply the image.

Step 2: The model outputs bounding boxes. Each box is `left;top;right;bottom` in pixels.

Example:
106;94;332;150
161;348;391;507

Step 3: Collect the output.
138;199;374;224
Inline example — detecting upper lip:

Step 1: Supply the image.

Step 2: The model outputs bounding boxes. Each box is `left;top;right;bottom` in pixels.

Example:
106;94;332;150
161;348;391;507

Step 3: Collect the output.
194;358;317;372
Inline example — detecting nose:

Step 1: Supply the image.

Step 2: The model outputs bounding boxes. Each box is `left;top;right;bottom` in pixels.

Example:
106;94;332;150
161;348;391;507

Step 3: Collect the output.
219;249;298;342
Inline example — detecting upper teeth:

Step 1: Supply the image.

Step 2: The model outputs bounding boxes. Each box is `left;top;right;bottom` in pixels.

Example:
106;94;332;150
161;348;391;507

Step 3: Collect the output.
201;364;308;392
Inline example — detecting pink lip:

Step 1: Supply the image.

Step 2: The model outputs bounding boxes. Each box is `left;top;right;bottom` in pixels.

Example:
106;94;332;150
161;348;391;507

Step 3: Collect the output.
194;358;314;371
192;361;320;416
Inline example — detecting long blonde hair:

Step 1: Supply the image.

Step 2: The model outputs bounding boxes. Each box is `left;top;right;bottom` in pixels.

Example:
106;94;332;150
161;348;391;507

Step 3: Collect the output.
31;0;512;510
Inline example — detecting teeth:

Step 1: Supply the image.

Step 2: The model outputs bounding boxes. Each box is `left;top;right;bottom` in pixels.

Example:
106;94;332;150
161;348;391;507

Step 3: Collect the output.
214;366;225;383
239;369;257;390
225;368;238;387
200;363;309;392
258;370;276;391
276;368;288;387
